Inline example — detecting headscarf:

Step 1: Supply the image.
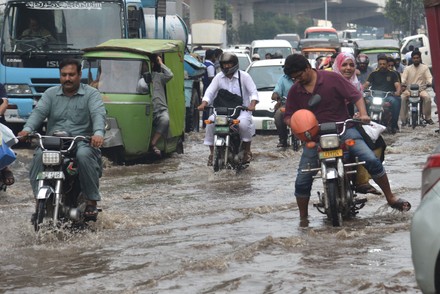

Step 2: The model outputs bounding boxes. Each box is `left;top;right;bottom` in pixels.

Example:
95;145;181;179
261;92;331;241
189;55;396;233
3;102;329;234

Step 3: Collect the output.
332;52;362;92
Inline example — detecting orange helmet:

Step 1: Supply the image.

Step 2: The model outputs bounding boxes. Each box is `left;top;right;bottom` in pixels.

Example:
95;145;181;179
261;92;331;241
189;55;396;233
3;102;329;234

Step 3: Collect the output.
290;109;319;142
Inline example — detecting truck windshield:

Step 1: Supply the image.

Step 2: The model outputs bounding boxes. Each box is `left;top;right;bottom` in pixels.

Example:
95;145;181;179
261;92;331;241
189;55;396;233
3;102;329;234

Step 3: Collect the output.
2;0;123;54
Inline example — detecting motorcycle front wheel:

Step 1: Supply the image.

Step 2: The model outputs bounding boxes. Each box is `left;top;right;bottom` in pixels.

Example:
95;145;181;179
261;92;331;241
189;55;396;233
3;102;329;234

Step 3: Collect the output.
213;146;224;172
326;179;341;227
412;110;418;129
34;199;46;231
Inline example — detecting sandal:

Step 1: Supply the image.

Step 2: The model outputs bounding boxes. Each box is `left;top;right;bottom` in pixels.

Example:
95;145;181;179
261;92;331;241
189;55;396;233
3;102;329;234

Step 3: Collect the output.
207;154;213;166
390;198;411;212
84;204;99;222
151;145;161;157
1;167;14;186
355;183;381;195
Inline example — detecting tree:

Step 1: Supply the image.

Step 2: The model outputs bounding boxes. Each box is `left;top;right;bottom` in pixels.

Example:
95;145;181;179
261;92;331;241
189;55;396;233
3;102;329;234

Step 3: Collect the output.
384;0;424;35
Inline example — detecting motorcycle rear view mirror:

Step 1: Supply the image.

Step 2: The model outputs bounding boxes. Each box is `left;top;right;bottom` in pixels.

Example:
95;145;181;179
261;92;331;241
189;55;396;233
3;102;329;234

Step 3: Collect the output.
308;94;321;109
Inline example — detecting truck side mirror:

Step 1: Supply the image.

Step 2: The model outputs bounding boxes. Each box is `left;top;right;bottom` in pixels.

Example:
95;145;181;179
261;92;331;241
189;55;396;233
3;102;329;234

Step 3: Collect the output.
143;72;152;84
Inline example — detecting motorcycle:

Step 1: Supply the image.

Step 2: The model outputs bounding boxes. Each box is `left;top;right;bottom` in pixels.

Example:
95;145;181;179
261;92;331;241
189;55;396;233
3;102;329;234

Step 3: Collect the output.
205;105;248;172
29;132;93;231
407;84;425;129
363;89;393;127
303;119;367;226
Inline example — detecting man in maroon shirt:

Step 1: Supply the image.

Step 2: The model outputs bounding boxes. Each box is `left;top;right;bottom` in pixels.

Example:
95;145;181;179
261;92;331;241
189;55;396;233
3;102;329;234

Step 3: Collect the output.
282;54;411;221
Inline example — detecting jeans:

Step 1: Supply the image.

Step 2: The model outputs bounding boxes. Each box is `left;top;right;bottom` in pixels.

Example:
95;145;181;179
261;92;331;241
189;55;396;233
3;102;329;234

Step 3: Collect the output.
385;95;401;129
294;127;385;198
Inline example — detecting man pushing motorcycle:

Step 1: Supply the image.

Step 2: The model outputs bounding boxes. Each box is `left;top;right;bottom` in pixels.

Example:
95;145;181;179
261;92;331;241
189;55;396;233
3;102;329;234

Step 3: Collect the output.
282;54;411;221
198;52;259;165
18;58;106;222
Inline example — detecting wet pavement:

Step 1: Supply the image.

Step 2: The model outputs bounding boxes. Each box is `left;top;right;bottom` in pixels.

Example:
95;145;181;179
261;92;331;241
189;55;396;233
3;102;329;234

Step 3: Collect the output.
0;118;438;293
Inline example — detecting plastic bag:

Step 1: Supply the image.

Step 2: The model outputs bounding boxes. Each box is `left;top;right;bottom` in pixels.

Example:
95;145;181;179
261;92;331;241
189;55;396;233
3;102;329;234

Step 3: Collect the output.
0;139;16;170
0;123;18;147
362;122;386;142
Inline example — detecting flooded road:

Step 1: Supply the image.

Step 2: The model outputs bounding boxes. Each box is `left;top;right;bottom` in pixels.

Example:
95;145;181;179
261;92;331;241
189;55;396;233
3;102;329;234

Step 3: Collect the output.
1;120;437;293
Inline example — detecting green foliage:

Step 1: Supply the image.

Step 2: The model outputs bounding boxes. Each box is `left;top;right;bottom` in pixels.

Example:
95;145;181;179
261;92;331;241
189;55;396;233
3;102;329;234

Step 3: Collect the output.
384;0;424;35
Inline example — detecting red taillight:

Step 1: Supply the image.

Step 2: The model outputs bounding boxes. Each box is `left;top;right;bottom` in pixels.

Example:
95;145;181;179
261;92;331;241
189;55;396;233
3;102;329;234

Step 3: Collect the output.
421;154;440;198
424;154;440;169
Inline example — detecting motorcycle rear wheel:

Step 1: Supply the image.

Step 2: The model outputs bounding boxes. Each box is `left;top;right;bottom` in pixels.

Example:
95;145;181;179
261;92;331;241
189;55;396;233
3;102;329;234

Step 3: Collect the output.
327;179;341;227
34;199;46;232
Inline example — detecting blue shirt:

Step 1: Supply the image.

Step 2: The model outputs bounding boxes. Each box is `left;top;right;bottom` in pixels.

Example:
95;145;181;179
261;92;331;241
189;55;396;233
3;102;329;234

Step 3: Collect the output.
273;74;294;98
24;84;106;137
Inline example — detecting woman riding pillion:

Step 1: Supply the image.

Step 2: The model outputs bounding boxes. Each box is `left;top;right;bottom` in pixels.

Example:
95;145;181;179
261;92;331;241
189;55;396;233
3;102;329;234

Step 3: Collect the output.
197;52;259;166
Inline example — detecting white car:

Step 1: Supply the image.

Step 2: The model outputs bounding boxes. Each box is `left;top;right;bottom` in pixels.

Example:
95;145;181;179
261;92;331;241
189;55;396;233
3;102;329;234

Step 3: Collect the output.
246;59;285;131
411;144;440;293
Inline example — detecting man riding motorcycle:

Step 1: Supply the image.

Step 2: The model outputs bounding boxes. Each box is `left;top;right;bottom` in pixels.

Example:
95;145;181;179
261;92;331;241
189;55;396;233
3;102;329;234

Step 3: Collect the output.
400;50;435;126
271;74;294;147
363;54;402;134
197;52;259;165
356;53;374;84
18;58;106;222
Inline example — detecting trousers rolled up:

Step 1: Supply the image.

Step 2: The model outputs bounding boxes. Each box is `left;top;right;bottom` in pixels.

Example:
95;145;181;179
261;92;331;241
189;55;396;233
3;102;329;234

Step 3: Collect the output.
29;141;103;201
203;110;255;145
400;89;432;122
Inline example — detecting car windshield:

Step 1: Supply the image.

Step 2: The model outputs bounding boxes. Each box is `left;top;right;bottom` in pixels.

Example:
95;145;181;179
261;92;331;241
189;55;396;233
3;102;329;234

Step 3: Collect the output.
238;55;250;71
247;64;284;90
254;47;291;59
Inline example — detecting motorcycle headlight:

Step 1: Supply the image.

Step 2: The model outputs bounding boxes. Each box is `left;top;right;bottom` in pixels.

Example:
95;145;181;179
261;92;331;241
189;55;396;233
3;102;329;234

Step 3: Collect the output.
5;84;32;95
410;90;419;96
42;151;62;166
215;115;228;125
372;97;383;105
320;134;339;149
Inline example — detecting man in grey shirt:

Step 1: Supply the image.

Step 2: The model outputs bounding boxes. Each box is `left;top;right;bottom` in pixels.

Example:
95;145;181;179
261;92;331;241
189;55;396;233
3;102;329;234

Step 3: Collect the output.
18;58;106;221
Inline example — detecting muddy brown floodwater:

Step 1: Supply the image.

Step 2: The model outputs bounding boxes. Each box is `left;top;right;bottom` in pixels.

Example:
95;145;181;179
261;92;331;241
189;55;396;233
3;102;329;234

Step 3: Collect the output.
0;119;438;293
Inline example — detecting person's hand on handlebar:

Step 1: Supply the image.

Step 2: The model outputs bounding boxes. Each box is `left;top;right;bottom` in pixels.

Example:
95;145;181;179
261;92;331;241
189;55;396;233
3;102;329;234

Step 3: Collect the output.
353;112;371;124
91;135;104;148
197;101;208;111
17;130;30;142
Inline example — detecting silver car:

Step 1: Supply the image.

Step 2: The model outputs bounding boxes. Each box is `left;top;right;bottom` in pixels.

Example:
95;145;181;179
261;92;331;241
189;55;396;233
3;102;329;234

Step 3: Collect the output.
411;144;440;293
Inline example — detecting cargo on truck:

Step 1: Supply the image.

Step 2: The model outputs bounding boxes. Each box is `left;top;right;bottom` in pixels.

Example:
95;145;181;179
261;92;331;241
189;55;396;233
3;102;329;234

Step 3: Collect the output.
191;19;227;50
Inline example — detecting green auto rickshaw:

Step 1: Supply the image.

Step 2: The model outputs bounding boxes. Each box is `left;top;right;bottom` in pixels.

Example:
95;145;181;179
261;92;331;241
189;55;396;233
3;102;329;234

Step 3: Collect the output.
82;39;185;163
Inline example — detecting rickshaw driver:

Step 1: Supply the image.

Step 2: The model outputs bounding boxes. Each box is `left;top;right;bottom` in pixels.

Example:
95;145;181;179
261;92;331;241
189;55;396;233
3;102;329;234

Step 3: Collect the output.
197;52;259;165
18;58;106;222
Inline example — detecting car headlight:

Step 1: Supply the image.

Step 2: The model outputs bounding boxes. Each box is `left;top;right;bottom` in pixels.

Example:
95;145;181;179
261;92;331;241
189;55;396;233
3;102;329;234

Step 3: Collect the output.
215;115;228;125
372;97;383;105
5;84;32;95
320;135;339;149
42;151;62;166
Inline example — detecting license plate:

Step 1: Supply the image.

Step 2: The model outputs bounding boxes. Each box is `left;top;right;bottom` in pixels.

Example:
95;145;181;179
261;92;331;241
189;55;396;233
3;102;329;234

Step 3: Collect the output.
215;126;229;133
263;120;276;130
319;149;343;159
37;171;65;180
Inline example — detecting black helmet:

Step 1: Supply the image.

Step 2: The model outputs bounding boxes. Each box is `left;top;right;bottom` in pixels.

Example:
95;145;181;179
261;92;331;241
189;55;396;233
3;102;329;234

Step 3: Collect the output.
356;53;369;65
219;52;239;76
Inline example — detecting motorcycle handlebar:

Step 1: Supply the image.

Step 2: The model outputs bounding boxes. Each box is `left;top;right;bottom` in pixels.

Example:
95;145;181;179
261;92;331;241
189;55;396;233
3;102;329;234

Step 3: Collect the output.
25;132;90;152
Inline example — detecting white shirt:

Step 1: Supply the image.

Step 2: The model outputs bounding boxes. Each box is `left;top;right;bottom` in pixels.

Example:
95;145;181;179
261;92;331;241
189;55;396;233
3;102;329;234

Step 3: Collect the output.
202;70;259;107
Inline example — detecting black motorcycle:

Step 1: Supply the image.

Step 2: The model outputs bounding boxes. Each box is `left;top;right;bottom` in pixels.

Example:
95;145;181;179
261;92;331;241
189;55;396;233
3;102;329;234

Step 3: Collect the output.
206;105;248;172
408;84;425;129
30;132;92;231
